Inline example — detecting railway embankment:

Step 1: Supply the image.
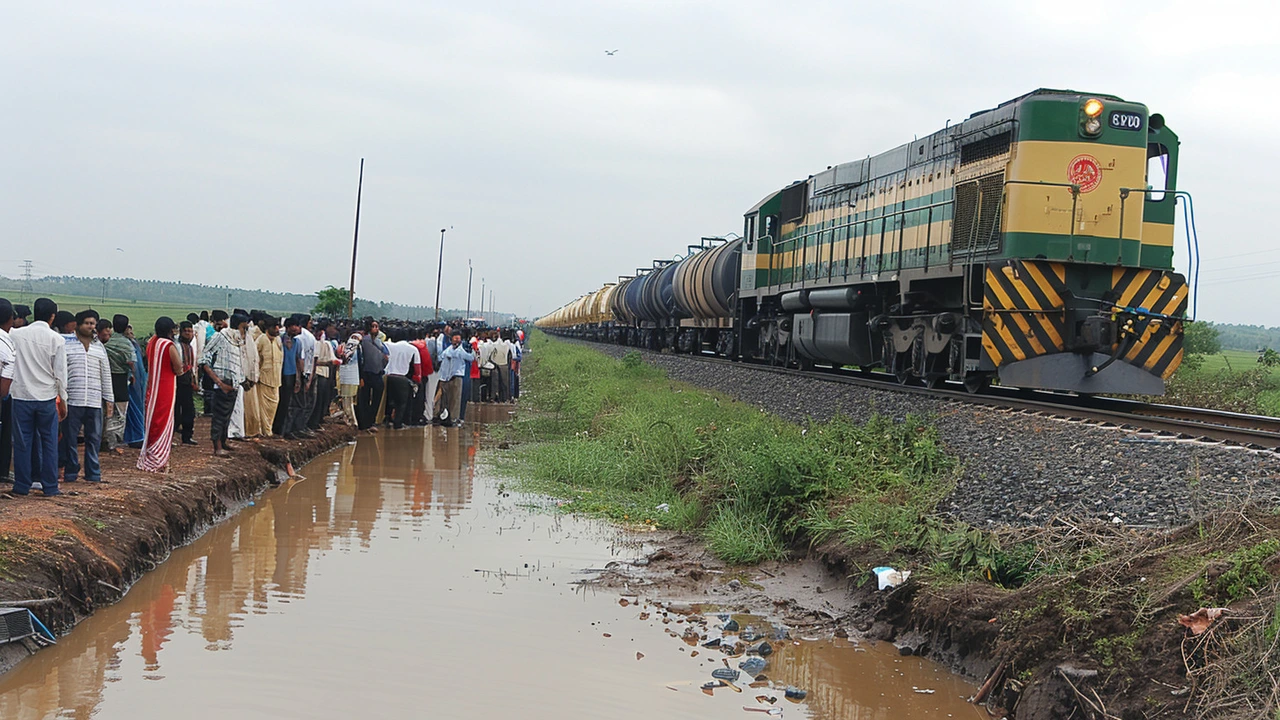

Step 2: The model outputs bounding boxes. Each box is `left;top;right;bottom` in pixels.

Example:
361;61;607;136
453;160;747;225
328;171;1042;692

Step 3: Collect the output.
506;334;1280;719
0;422;356;675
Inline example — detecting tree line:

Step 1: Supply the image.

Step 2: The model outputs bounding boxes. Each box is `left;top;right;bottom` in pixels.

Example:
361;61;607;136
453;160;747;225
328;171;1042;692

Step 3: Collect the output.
0;274;509;322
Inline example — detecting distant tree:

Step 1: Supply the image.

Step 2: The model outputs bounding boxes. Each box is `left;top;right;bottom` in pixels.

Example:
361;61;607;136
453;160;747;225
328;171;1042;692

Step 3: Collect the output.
1183;321;1222;355
313;286;351;318
1260;348;1280;368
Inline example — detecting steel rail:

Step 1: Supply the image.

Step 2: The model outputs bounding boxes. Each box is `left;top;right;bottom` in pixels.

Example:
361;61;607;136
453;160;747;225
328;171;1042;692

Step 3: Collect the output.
575;340;1280;451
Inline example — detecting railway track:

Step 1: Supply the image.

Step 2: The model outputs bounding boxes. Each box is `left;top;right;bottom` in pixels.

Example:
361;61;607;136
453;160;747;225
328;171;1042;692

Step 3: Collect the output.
578;340;1280;451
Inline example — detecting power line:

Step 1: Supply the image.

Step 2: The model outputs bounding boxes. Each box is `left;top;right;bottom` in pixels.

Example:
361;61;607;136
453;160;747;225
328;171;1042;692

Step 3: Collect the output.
1199;258;1280;274
1200;248;1280;263
1199;270;1280;286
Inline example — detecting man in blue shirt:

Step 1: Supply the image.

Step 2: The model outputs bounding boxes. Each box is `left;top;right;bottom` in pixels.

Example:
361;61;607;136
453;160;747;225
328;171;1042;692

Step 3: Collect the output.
436;332;474;428
273;315;301;436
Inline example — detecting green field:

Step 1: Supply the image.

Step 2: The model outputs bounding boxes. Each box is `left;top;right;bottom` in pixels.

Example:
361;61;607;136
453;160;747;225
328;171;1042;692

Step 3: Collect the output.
0;286;299;336
1197;349;1277;375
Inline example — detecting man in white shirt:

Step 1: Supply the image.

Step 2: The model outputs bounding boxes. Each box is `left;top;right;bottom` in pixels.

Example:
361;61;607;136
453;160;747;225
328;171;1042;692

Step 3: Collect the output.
9;298;68;496
62;310;113;483
187;313;205;363
490;332;513;402
0;299;15;482
384;329;420;430
477;332;496;402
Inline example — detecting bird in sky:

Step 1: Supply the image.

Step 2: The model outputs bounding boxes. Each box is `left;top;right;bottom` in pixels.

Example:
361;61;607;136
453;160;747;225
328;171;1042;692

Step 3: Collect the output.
604;49;618;56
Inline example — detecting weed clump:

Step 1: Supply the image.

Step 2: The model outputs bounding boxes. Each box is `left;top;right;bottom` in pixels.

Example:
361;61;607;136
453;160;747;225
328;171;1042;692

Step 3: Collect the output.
505;335;956;566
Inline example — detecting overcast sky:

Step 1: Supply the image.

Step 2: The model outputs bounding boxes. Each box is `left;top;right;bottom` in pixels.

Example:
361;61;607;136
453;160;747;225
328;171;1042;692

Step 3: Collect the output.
3;1;1277;324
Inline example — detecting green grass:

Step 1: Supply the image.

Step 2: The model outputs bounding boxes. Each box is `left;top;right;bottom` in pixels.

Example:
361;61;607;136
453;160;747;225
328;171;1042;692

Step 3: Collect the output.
1198;349;1278;375
503;336;999;571
0;286;298;335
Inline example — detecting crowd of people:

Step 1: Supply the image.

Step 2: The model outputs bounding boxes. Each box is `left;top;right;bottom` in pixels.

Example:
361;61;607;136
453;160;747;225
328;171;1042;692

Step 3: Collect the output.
0;297;524;496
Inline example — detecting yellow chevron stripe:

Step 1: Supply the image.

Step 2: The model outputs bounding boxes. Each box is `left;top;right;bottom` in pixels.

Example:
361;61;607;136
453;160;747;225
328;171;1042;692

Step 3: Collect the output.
1022;262;1065;309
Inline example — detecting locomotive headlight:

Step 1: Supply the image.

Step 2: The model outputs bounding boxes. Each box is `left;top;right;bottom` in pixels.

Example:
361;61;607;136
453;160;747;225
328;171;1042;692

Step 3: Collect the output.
1083;98;1104;117
1084;118;1102;134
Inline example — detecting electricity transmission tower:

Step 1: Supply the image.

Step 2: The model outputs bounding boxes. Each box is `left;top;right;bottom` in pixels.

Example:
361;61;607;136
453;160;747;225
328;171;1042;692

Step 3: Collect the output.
20;260;33;293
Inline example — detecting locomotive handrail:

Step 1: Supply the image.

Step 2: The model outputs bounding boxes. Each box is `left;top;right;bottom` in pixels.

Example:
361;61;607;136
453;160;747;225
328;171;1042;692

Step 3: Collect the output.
1113;188;1199;320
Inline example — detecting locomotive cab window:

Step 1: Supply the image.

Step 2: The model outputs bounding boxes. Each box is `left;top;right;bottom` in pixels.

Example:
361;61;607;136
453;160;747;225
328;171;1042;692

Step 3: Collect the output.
1147;143;1169;202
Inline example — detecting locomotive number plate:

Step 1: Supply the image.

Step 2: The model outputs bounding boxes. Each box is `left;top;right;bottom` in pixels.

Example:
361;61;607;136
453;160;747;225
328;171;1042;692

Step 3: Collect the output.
1108;111;1143;131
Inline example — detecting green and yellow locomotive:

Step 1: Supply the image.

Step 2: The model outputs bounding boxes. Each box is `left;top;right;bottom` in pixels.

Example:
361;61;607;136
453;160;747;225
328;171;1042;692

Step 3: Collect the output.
539;89;1194;396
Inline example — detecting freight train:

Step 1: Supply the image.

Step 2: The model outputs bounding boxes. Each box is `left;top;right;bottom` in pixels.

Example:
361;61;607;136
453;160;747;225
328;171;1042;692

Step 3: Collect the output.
537;89;1197;395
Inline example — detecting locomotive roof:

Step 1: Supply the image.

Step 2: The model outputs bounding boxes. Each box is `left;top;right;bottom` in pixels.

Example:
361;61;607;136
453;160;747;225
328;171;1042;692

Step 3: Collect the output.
806;88;1128;198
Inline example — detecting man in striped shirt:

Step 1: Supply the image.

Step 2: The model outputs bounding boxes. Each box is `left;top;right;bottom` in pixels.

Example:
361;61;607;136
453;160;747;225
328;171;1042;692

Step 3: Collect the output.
201;313;248;457
63;310;113;483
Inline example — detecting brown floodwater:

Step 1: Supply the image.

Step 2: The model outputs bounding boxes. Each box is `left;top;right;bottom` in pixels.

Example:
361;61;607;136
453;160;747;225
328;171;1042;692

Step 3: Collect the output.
0;404;984;719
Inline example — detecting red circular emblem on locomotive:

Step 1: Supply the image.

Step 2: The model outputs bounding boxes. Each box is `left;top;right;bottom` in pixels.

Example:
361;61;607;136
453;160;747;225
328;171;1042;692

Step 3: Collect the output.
1067;154;1102;193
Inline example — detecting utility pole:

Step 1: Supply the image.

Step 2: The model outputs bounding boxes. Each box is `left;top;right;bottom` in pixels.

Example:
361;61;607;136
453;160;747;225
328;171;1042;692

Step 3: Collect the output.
490;290;495;324
466;259;473;319
347;158;365;319
480;278;485;324
434;228;446;320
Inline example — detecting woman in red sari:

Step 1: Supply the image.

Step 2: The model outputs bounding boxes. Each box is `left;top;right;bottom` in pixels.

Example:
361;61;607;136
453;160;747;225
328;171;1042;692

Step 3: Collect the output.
138;317;184;473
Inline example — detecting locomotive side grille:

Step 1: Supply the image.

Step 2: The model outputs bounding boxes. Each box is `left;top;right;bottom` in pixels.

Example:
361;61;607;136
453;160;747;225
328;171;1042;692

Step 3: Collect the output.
959;131;1012;165
952;172;1005;256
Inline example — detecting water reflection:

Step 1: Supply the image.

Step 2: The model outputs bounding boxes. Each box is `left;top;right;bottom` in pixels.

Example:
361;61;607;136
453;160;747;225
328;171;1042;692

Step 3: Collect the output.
0;406;502;720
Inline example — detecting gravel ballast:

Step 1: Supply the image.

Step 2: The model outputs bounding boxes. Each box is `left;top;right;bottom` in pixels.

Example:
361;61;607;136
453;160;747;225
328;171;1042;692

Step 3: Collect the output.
572;341;1280;528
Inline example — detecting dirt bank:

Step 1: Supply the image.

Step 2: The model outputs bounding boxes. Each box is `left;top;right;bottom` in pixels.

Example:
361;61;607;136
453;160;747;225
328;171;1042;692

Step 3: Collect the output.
592;513;1280;720
0;419;356;674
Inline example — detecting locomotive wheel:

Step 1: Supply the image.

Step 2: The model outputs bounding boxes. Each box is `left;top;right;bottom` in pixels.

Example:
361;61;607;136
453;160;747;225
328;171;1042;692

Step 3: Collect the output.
963;373;991;394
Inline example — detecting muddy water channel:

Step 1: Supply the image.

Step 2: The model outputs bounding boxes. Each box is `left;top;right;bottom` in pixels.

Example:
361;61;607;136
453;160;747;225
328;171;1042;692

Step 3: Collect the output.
0;406;982;719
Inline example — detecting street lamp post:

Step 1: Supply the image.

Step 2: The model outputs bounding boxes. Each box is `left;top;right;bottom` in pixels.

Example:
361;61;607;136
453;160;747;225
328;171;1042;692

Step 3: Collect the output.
466;260;473;319
434;228;446;320
480;278;486;324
